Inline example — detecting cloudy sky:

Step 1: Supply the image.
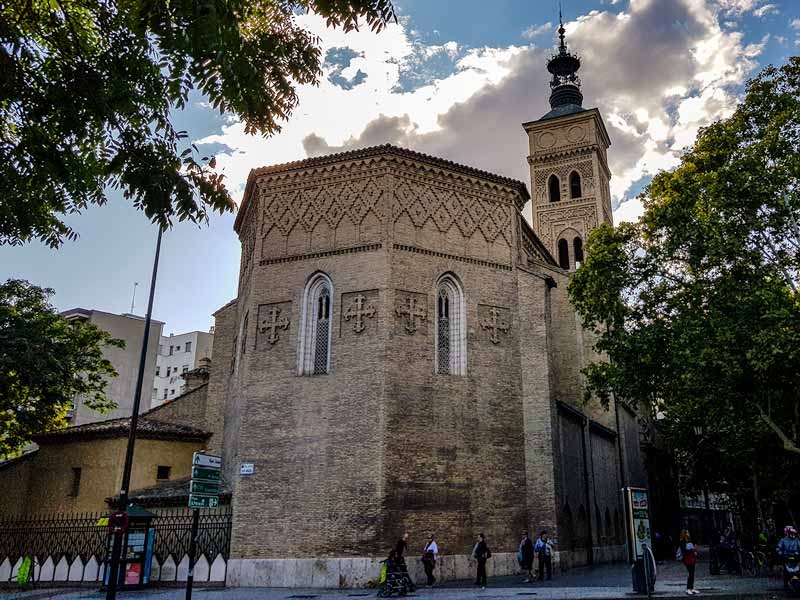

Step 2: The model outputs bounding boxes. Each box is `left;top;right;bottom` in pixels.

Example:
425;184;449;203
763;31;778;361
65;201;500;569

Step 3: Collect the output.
2;0;797;334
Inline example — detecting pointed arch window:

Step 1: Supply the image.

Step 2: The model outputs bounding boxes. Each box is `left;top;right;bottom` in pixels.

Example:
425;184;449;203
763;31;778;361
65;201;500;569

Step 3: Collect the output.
558;238;569;269
573;236;584;265
298;273;333;375
436;274;466;376
570;171;582;199
548;174;561;202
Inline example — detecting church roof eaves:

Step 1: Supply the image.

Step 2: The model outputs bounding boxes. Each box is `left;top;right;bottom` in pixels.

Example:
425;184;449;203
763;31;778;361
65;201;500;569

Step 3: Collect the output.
235;144;530;233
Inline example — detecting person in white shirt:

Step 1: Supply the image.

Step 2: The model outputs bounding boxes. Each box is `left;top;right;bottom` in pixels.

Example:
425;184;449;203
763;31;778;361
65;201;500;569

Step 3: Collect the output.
422;533;439;586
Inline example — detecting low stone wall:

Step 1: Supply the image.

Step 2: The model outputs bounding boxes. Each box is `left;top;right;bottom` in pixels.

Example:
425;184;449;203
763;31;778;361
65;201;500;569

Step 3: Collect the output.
227;551;564;588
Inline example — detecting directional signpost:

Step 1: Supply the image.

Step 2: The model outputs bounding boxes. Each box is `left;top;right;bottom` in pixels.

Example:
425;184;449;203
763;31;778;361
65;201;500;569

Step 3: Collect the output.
186;453;221;600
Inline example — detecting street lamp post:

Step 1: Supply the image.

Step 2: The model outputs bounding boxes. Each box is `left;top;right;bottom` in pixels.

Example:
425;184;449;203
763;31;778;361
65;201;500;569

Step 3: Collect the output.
105;227;163;600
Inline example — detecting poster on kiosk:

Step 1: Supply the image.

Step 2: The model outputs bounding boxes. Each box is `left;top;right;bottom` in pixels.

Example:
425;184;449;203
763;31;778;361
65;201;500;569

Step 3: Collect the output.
624;487;652;562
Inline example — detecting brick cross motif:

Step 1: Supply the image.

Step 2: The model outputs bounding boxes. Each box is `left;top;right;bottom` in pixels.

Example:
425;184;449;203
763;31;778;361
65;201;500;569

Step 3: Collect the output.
395;296;427;334
260;306;289;345
344;294;376;334
480;307;509;344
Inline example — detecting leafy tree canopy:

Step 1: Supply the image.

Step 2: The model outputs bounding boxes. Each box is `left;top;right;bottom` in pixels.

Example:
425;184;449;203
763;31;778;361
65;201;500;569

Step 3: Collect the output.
569;58;800;498
0;279;123;456
0;0;395;247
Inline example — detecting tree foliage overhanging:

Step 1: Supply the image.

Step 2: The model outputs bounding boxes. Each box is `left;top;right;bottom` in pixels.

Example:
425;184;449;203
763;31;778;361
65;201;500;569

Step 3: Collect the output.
0;0;396;247
0;279;123;456
568;58;800;501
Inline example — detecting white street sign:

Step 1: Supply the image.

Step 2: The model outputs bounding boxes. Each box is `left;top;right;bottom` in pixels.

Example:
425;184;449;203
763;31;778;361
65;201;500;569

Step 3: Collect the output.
240;463;254;476
192;452;221;469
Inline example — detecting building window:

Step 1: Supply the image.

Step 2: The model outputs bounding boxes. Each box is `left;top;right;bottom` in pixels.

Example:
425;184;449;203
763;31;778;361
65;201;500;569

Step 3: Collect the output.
159;344;163;355
170;389;175;395
176;345;181;351
185;341;192;352
573;237;584;265
155;366;160;376
570;171;582;198
558;238;569;269
548;174;560;202
70;467;82;497
298;272;333;375
241;312;249;356
151;388;157;399
169;345;174;355
435;274;467;376
166;366;171;376
182;365;189;373
163;389;168;399
156;465;171;480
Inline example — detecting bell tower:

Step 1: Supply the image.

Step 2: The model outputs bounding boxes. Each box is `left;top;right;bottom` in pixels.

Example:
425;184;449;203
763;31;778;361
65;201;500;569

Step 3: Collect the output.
523;15;612;270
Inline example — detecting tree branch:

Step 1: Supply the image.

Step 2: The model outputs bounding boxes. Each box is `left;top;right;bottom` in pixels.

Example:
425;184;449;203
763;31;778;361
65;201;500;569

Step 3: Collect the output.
757;403;800;455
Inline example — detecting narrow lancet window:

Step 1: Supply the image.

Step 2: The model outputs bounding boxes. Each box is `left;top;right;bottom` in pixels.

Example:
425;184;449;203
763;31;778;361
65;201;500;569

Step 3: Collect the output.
558;238;570;269
549;174;561;202
573;237;584;265
298;273;333;375
570;171;582;198
436;274;466;376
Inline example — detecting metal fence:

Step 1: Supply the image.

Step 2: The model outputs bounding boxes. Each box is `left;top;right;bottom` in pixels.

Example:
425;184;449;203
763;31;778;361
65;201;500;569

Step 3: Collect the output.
0;507;232;586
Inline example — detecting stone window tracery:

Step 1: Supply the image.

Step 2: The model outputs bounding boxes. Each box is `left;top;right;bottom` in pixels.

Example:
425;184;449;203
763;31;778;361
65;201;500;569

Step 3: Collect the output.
548;174;561;203
298;272;333;375
435;274;466;376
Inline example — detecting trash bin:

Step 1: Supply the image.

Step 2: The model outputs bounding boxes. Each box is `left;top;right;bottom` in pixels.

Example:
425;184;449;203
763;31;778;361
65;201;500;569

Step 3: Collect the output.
103;505;156;589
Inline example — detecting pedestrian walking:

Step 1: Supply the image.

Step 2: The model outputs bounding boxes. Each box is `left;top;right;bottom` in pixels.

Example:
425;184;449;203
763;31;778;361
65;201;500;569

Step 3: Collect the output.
421;532;438;587
534;530;553;581
472;533;491;589
395;531;409;564
677;528;699;595
519;531;535;582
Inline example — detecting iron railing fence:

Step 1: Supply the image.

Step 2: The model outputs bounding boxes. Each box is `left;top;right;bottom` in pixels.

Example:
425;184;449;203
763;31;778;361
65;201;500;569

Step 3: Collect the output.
0;506;232;585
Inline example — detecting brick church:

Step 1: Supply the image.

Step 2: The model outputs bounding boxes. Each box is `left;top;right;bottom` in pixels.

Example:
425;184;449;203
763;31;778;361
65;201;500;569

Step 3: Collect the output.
203;21;648;586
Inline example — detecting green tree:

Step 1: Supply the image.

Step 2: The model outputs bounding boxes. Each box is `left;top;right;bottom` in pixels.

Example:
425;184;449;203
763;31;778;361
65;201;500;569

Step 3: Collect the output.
0;0;395;247
0;279;123;456
568;59;800;499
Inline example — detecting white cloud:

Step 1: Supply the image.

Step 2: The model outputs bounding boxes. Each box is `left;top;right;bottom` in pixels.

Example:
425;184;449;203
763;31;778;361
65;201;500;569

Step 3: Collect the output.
752;3;778;17
521;22;553;40
791;19;800;29
199;0;766;228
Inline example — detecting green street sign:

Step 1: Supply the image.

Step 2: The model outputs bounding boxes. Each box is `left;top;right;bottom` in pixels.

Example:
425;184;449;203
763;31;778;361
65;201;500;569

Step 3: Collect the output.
192;466;221;481
188;494;219;509
190;480;221;495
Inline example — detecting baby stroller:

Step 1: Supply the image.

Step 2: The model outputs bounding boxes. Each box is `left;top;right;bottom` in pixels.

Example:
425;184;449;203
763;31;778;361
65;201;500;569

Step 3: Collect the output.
377;554;411;597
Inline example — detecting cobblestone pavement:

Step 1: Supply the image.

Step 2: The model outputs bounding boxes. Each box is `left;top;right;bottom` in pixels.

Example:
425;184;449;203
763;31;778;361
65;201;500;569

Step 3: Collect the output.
1;559;789;600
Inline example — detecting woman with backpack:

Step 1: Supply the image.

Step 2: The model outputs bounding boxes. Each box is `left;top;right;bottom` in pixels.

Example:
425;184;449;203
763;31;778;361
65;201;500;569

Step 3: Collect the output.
677;529;699;595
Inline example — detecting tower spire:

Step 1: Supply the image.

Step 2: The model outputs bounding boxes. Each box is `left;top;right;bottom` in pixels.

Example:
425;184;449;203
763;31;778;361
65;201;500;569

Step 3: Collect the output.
546;9;583;110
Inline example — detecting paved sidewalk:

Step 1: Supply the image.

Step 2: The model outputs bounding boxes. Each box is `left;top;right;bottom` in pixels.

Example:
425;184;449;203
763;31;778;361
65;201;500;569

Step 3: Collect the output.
1;559;789;600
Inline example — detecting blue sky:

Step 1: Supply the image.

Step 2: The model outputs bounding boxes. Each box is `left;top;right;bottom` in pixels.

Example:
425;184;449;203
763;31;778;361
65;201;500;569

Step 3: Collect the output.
1;0;798;334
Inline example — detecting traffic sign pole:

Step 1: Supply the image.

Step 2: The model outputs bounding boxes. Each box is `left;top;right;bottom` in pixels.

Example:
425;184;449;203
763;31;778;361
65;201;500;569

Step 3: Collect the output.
186;508;199;600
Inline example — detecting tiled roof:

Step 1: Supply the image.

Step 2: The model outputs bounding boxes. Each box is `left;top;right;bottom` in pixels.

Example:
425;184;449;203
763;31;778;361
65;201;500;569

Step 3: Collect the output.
33;417;211;444
107;477;232;508
248;144;529;191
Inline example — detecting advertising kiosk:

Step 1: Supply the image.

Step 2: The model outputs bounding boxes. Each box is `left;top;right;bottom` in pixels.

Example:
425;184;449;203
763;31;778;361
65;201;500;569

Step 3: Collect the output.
103;505;156;589
624;487;656;595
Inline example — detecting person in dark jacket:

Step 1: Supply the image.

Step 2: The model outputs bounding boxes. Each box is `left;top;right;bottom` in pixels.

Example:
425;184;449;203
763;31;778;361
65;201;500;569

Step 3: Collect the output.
473;533;491;589
519;531;535;582
394;531;409;565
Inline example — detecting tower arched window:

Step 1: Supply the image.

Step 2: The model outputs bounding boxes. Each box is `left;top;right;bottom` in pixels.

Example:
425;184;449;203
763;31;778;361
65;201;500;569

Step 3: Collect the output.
570;171;582;198
558;239;569;269
298;272;333;375
436;274;466;376
548;174;561;202
573;236;584;265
